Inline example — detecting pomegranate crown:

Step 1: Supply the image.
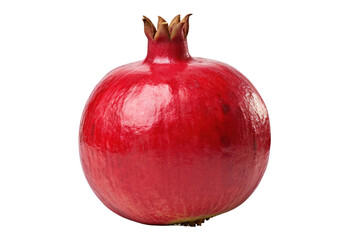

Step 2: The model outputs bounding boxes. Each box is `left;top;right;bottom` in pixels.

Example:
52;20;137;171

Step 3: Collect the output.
142;14;192;42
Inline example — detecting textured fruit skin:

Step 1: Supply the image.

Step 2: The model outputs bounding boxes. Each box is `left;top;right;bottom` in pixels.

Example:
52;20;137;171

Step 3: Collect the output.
79;39;270;225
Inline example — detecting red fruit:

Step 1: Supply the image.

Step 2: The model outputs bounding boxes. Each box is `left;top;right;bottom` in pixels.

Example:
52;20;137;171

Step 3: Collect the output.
79;14;270;226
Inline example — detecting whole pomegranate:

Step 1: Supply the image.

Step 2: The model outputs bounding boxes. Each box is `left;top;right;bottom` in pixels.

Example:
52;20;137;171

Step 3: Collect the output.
79;14;270;226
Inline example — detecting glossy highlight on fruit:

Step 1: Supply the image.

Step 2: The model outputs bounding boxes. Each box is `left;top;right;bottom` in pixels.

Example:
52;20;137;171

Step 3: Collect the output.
79;14;271;226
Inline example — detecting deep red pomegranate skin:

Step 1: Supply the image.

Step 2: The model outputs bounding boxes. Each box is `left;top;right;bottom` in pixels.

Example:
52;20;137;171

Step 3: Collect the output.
79;17;270;225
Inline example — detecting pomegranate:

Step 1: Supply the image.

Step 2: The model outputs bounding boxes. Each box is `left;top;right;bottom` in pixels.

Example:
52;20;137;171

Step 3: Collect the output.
79;14;270;226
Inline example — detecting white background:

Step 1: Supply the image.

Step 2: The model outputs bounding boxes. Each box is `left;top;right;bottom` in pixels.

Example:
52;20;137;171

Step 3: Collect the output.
1;0;359;239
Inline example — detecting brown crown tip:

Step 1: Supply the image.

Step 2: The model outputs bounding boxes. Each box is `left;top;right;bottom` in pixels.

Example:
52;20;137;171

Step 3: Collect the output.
181;14;192;37
170;21;185;40
169;14;181;33
142;16;156;39
157;16;166;30
158;16;166;21
154;21;170;41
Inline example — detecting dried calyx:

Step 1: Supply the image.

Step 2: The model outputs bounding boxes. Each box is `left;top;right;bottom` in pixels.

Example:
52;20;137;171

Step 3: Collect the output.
142;14;192;42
